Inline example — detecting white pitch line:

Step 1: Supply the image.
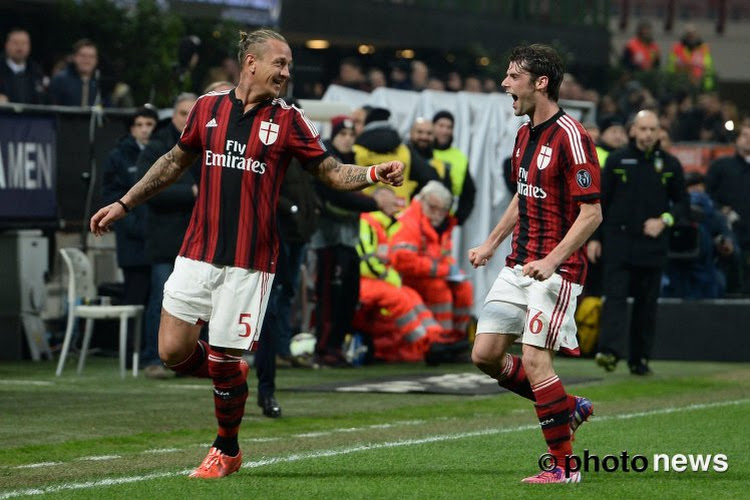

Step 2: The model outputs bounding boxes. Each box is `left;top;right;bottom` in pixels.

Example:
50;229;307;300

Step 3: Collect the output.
1;398;747;499
76;455;121;462
13;462;62;469
0;380;53;386
143;448;180;454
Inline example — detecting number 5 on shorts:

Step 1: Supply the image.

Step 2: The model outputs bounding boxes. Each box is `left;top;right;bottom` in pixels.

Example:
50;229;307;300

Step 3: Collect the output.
238;313;252;337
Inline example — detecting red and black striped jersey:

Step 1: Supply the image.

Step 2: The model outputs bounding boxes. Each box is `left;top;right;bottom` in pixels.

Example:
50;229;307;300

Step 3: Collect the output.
506;109;600;284
177;89;329;272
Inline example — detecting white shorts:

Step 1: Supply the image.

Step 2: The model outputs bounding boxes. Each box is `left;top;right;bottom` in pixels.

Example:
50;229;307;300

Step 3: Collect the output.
163;256;275;350
476;265;582;352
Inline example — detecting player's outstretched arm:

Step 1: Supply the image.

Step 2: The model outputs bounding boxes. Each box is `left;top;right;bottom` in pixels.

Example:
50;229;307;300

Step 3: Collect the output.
311;156;404;191
468;194;519;268
90;145;199;236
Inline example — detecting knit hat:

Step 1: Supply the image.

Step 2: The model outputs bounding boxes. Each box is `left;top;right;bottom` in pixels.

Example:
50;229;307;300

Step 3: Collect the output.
330;115;354;139
432;110;455;124
598;115;624;134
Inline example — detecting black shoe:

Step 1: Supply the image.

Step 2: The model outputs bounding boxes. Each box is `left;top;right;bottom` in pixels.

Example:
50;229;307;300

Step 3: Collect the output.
257;395;282;418
425;340;470;366
628;360;653;376
314;350;351;368
595;352;618;372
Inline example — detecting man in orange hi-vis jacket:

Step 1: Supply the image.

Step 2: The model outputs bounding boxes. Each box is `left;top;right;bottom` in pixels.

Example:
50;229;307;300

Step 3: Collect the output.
354;204;463;363
389;181;473;344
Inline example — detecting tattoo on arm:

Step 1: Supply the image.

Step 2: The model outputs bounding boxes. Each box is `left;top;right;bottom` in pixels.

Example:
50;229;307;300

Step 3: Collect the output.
126;146;198;206
313;156;369;191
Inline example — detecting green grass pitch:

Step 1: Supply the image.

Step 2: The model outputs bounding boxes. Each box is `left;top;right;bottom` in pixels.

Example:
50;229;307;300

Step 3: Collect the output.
1;356;748;499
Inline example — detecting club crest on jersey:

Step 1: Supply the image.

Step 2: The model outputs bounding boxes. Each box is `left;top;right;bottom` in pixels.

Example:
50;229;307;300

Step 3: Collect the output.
537;145;552;170
259;120;279;146
576;169;592;188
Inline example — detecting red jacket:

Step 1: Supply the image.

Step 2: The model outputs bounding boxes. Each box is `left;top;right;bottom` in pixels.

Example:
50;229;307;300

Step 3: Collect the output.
389;198;457;279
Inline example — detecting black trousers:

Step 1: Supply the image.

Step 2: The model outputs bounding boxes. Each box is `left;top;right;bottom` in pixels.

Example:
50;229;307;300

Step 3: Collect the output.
315;245;360;355
597;261;662;365
121;266;150;359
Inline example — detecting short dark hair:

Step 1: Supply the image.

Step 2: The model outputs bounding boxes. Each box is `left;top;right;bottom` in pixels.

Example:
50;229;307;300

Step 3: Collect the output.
72;38;97;54
508;44;564;102
5;28;29;42
130;106;158;127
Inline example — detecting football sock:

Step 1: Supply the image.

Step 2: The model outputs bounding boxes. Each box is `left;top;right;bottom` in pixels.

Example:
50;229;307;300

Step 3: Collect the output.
497;354;535;401
167;340;210;378
532;375;572;467
209;350;247;457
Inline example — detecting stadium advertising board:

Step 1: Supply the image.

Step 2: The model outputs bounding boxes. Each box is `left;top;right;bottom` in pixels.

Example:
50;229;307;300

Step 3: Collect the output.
0;114;57;220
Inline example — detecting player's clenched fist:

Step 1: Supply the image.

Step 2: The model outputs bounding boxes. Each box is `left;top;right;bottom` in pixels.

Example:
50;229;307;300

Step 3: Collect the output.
375;161;404;186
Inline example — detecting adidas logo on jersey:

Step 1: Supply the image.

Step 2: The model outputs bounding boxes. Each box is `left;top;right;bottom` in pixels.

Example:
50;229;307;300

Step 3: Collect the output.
206;118;218;128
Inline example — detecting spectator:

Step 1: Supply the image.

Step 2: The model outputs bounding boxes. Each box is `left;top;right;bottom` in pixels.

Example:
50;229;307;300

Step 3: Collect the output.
584;122;600;144
353;193;467;364
312;115;400;367
257;157;320;410
667;24;715;92
706;121;750;293
463;75;482;93
598;94;622;122
671;92;702;141
432;110;476;225
483;77;498;93
663;172;735;299
426;77;445;91
335;56;367;90
622;21;661;72
49;39;108;106
351;105;370;137
0;28;46;104
389;61;411;90
595;116;628;167
353;107;439;206
368;67;387;89
411;60;429;91
446;71;462;92
101;106;158;373
389;181;473;345
136;93;198;379
590;110;689;375
698;92;730;143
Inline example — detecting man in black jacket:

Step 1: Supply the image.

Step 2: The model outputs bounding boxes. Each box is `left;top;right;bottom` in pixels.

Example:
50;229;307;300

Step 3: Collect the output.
588;110;688;375
136;93;198;378
706;122;750;293
0;29;46;104
49;39;108;107
311;115;400;367
101;105;158;365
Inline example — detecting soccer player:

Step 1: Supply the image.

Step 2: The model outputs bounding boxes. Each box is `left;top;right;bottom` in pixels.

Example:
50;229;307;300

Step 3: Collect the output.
90;29;403;479
468;44;602;484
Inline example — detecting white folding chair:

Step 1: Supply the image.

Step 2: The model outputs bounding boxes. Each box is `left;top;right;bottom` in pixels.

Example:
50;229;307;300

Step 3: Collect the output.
55;247;143;378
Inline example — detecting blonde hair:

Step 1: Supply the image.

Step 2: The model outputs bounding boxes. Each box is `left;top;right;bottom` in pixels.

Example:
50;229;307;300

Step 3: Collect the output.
237;29;287;66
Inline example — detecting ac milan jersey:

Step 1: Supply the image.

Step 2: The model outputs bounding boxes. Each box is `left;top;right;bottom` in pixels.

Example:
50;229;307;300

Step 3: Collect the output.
506;109;600;284
177;89;328;272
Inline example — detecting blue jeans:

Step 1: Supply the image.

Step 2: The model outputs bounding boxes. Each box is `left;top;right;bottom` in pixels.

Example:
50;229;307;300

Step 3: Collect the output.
142;262;174;366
